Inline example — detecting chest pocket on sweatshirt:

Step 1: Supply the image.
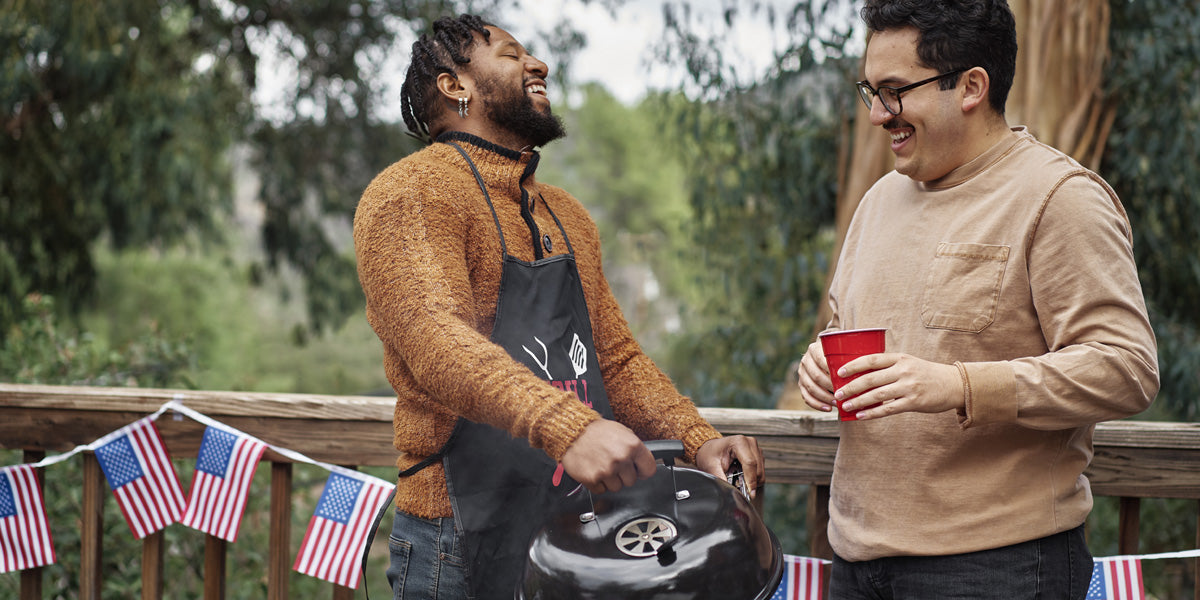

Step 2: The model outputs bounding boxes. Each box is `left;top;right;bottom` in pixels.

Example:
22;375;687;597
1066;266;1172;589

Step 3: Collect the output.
920;242;1010;333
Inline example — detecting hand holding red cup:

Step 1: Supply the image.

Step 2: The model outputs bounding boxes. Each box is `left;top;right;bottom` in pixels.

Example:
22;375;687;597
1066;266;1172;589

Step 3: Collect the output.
818;328;887;421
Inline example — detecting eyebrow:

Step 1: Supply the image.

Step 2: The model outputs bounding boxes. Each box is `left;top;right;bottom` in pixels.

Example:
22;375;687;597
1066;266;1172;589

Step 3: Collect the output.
864;72;908;87
494;39;523;54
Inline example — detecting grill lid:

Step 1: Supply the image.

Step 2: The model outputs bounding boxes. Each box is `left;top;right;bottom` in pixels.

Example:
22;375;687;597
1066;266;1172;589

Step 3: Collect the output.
516;440;783;600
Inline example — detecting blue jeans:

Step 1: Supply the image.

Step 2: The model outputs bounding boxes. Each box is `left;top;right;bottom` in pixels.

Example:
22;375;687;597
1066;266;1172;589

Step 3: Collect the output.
386;509;472;600
829;524;1093;599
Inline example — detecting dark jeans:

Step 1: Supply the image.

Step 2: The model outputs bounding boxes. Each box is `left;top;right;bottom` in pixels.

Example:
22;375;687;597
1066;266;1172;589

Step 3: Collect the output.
385;509;471;600
829;524;1093;600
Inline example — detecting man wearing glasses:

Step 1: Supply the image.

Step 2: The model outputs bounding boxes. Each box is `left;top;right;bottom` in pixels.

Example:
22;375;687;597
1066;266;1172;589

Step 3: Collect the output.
796;1;1158;598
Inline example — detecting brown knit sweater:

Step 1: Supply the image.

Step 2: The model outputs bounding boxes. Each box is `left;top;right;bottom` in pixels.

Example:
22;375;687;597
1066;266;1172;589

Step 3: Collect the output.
353;132;721;518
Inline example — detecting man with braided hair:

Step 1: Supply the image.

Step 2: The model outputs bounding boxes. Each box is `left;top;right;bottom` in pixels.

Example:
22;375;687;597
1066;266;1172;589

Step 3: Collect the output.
795;1;1157;598
353;14;764;599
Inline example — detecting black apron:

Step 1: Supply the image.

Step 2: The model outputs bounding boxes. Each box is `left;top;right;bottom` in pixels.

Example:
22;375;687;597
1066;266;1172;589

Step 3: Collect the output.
435;142;614;599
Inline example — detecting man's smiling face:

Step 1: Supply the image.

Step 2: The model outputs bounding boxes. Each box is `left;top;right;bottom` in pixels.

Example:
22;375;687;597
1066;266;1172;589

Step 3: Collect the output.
863;27;967;182
469;26;564;149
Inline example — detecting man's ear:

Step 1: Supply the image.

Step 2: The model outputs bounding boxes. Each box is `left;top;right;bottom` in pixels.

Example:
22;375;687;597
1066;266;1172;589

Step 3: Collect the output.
436;71;469;107
961;66;990;113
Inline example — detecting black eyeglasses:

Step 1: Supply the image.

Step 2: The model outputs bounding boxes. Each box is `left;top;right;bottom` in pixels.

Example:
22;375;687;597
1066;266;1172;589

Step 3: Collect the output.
856;69;966;116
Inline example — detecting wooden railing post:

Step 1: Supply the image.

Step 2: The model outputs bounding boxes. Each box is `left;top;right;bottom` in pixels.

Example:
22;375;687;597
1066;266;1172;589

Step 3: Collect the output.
19;450;45;600
1118;496;1141;555
808;484;832;560
142;530;164;600
81;452;105;600
268;461;293;600
204;535;226;600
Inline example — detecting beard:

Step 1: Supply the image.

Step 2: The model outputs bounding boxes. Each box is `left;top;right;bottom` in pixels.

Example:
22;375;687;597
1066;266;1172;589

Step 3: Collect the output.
477;75;566;148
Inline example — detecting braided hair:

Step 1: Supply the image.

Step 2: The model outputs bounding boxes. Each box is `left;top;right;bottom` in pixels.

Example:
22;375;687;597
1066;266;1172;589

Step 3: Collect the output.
400;14;493;142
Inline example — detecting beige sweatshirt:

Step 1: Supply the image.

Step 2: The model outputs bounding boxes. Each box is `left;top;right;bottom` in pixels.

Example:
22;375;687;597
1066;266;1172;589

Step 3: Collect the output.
826;127;1159;561
353;133;720;519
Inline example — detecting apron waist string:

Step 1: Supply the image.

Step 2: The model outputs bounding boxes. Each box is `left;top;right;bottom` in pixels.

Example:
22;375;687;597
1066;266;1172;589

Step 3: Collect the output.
397;422;462;478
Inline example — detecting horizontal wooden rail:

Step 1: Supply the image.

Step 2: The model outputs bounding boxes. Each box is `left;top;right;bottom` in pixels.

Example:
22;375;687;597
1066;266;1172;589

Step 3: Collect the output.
6;383;1200;496
3;383;1200;597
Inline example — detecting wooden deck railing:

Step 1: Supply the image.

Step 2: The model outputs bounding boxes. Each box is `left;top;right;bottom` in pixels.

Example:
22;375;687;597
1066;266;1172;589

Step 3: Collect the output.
3;383;1200;599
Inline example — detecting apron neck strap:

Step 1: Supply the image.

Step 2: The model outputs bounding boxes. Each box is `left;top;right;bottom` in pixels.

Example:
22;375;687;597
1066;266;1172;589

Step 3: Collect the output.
540;197;574;255
448;141;508;256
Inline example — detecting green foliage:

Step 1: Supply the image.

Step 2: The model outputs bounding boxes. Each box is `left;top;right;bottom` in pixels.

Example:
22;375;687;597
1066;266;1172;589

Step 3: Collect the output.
1;1;242;338
1;293;195;387
76;243;388;395
1102;0;1200;420
1092;4;1200;592
537;83;695;350
653;2;860;409
0;0;520;338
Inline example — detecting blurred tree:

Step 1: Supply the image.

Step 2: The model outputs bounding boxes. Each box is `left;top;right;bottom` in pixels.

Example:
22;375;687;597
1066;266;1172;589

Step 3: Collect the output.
1101;0;1200;420
0;293;194;387
537;82;695;351
652;0;861;409
0;0;523;339
1;1;240;337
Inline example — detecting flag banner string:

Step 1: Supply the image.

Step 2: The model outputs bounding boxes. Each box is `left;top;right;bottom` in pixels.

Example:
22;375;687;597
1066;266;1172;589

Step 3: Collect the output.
0;398;1196;593
160;398;390;485
21;402;176;470
1;397;394;587
12;398;388;488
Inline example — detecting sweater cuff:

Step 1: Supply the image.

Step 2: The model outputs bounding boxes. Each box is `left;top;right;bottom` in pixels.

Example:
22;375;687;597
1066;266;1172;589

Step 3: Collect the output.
956;361;1017;428
539;399;603;462
680;423;722;465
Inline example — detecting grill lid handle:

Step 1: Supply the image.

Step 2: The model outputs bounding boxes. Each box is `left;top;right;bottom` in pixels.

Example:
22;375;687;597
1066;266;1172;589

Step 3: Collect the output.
644;440;685;466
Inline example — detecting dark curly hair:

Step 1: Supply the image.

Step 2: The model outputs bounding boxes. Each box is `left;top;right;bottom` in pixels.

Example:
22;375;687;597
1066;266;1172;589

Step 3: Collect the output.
861;0;1017;115
399;14;493;142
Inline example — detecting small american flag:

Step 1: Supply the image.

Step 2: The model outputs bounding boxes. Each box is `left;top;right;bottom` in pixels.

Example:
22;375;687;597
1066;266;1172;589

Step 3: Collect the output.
293;470;393;588
770;554;828;600
1087;557;1145;600
93;417;185;539
0;465;56;572
181;425;267;542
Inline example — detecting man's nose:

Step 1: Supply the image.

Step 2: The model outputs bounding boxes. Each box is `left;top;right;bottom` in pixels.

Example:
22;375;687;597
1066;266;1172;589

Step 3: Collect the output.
526;55;549;78
868;96;893;127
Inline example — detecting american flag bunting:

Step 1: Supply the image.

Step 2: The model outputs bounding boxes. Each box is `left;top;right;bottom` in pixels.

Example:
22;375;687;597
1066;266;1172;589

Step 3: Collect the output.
293;470;394;588
93;416;185;539
0;465;56;572
1087;556;1145;600
181;425;268;542
770;554;828;600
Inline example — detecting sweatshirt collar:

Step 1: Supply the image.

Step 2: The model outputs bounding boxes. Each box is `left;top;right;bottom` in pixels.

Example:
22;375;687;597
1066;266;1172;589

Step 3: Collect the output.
435;131;541;190
921;127;1026;190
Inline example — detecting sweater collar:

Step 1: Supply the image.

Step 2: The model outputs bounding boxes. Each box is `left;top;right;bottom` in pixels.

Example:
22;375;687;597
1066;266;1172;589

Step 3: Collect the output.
435;131;541;191
920;127;1026;190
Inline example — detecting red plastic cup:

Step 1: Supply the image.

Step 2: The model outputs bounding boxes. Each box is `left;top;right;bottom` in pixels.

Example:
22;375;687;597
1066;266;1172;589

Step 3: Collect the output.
819;328;887;421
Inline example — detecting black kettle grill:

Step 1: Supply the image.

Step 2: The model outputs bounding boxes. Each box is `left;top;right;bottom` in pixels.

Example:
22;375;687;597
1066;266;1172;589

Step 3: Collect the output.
516;440;784;599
